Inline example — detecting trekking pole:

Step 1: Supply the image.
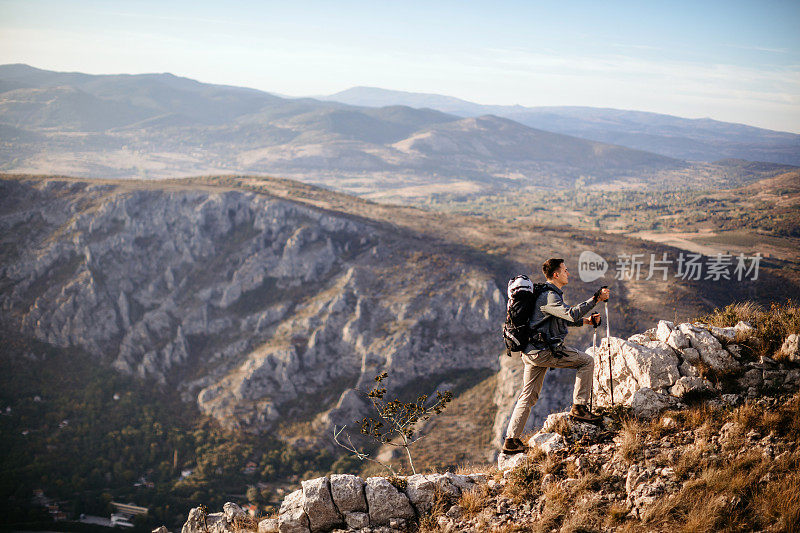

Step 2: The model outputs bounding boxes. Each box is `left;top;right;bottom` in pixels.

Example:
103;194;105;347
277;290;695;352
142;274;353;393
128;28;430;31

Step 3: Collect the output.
591;319;598;413
604;289;614;405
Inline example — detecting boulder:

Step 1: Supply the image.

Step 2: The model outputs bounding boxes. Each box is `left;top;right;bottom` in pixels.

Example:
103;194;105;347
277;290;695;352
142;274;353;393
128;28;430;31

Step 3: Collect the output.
365;477;415;526
497;452;528;471
679;360;700;378
404;474;438;514
701;347;741;373
666;329;691;351
737;369;763;389
181;507;202;533
734;321;756;338
591;337;680;408
681;347;701;364
677;323;740;372
443;472;476;494
301;477;342;532
181;507;229;533
779;334;799;363
222;502;244;522
630;387;676;419
710;326;736;342
529;431;566;454
258;518;279;533
329;473;367;514
590;339;640;407
638;341;682;386
655;320;674;344
404;473;460;514
278;489;310;533
669;376;713;398
541;411;600;440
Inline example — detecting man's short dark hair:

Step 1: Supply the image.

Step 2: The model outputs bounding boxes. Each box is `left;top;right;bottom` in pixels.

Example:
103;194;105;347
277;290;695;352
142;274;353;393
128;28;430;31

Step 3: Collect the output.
542;258;565;279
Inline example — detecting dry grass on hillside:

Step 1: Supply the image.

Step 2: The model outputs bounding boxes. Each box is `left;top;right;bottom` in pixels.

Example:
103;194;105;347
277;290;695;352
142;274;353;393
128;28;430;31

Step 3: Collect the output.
421;393;800;533
697;300;800;361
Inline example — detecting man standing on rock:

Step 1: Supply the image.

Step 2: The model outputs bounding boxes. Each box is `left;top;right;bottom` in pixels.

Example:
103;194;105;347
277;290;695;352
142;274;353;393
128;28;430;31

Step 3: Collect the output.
502;258;610;455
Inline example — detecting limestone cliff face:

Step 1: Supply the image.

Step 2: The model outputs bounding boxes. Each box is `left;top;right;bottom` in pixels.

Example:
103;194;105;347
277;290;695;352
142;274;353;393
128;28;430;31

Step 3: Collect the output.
0;178;504;432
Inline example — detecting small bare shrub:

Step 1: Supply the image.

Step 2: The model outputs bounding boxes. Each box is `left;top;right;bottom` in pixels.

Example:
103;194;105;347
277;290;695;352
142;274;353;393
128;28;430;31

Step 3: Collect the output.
333;371;452;475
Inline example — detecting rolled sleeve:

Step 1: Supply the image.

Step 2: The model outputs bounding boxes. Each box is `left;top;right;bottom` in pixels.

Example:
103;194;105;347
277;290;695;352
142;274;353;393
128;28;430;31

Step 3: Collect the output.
542;293;596;326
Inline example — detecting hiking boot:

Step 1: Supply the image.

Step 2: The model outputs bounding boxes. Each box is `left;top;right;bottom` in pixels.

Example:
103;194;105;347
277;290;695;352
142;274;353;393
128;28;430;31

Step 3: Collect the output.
569;404;602;425
501;437;527;455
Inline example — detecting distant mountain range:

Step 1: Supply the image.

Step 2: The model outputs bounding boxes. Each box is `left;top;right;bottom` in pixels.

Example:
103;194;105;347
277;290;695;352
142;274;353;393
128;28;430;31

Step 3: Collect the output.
325;87;800;166
0;64;796;193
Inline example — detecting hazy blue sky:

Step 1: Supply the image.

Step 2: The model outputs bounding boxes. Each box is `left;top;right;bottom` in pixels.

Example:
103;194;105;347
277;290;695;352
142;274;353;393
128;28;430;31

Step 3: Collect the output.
1;0;798;132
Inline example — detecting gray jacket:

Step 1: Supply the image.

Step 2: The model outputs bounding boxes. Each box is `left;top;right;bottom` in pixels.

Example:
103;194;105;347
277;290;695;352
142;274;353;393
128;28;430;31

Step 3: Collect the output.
526;282;597;351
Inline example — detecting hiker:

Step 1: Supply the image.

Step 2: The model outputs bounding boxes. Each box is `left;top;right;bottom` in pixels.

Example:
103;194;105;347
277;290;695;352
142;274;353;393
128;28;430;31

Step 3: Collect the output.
502;258;610;455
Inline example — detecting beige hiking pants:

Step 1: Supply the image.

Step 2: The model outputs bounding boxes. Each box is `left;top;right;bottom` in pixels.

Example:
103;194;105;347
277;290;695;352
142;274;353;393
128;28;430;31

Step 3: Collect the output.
505;345;594;439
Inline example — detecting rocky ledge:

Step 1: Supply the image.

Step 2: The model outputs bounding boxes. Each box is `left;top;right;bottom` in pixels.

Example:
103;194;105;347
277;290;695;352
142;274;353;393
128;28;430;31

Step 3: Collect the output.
182;472;486;533
587;319;799;417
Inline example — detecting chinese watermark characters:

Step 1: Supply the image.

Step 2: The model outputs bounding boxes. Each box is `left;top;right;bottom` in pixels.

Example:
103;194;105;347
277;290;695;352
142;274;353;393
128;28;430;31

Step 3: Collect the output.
579;251;761;282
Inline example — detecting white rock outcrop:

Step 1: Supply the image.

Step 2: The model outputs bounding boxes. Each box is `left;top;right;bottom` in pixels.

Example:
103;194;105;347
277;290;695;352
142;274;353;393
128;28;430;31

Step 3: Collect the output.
278;489;310;533
301;477;342;532
677;323;740;372
589;336;680;409
497;452;529;471
529;432;567;454
329;473;367;514
240;472;485;532
365;477;416;526
780;333;799;363
585;318;752;417
181;502;245;533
